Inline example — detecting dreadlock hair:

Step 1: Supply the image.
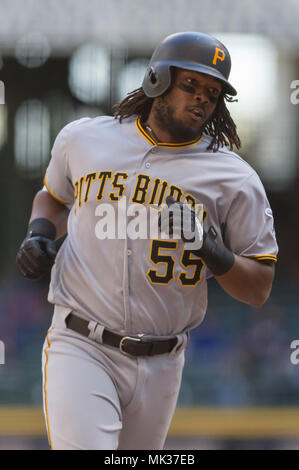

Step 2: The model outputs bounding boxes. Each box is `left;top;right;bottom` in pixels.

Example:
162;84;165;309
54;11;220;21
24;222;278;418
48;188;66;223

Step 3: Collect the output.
113;87;241;152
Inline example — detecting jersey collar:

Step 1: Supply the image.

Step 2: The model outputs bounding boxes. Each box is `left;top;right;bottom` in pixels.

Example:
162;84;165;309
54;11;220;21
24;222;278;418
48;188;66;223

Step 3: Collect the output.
135;117;203;148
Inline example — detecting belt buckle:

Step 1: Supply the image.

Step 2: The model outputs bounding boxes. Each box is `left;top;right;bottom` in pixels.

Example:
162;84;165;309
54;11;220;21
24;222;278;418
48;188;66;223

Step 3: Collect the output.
119;336;141;356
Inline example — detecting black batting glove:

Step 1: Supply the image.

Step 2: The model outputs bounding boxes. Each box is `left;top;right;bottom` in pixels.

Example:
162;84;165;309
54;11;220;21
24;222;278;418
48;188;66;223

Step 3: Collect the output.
159;197;235;276
16;218;57;280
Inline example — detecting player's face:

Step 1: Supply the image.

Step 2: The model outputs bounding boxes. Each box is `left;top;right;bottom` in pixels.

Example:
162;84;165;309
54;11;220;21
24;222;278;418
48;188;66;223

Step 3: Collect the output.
152;68;223;141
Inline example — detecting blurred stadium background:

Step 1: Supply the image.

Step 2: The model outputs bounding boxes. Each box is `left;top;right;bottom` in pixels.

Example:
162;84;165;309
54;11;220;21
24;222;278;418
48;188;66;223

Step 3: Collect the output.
1;0;299;450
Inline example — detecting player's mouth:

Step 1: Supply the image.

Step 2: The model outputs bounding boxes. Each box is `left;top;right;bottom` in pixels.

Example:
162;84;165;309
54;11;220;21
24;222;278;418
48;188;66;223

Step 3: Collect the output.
187;107;205;122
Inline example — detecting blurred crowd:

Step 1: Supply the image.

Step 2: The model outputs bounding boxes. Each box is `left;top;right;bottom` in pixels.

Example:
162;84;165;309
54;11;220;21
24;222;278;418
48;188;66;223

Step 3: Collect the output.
0;277;52;404
181;278;299;406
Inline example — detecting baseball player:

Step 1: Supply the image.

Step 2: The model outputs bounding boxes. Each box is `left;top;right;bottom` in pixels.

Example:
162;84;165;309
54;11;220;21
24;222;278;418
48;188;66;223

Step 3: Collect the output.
16;32;278;450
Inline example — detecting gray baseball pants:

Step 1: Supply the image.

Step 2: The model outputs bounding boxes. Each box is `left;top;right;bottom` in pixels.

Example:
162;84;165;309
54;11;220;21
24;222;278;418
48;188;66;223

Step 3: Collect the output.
42;305;187;450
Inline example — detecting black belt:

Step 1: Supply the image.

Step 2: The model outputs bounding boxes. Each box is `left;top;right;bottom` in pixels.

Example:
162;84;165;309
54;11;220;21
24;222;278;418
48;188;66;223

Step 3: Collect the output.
65;313;179;357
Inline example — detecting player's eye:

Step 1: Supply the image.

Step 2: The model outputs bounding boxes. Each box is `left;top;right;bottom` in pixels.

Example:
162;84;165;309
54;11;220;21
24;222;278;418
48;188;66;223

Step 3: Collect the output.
209;88;220;102
177;80;195;94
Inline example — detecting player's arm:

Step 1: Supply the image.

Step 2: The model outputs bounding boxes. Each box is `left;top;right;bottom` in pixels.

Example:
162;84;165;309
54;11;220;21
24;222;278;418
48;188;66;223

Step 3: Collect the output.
16;190;70;280
16;121;79;280
29;189;69;240
210;172;278;308
160;196;276;308
188;223;275;307
214;256;275;308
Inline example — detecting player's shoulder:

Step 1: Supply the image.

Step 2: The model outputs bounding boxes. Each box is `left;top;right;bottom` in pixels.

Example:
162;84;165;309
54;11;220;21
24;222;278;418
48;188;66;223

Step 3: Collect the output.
53;115;124;148
61;114;119;135
202;136;267;193
201;134;256;176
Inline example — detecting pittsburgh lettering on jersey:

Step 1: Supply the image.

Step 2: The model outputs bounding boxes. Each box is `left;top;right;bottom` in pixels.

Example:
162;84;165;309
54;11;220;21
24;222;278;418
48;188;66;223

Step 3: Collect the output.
131;174;152;204
72;170;208;288
73;170;198;215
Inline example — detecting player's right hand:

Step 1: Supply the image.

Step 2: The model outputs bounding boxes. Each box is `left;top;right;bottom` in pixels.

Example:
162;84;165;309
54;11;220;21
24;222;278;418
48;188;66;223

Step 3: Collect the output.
16;235;57;280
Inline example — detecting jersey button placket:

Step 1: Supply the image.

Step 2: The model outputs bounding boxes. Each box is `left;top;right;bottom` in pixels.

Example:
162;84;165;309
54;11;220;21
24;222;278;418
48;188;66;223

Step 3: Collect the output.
144;145;159;169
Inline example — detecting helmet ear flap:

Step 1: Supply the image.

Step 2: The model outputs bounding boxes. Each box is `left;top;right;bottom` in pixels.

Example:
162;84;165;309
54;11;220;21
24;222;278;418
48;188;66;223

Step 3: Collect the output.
142;64;172;98
149;66;158;85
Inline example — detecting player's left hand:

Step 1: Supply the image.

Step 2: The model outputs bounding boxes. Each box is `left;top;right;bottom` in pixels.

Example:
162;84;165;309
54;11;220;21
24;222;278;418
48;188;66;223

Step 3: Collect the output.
158;196;203;251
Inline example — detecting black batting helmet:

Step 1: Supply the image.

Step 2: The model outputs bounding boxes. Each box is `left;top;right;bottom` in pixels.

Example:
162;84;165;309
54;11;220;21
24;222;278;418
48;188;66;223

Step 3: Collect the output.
142;32;237;97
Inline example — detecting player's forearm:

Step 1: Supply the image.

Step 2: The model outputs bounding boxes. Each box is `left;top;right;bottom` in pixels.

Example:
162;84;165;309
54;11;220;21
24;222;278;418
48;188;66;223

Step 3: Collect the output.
29;190;69;240
214;256;275;308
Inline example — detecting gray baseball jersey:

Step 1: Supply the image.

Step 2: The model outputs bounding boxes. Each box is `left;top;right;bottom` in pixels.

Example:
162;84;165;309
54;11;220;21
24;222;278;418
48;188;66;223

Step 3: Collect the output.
43;115;278;336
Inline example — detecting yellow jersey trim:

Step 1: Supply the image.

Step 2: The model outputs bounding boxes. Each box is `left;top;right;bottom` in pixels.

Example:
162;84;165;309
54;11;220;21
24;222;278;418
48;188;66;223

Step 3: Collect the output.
43;174;72;205
250;255;277;263
136;117;203;148
44;328;54;450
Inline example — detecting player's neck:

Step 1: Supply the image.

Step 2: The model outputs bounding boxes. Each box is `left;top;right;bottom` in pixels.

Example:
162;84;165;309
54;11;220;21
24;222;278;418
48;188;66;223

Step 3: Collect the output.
142;118;170;144
143;112;202;145
143;113;184;144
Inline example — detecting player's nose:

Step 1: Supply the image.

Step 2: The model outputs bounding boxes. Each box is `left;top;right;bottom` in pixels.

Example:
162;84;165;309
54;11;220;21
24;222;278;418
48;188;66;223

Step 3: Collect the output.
193;86;209;104
194;91;209;104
